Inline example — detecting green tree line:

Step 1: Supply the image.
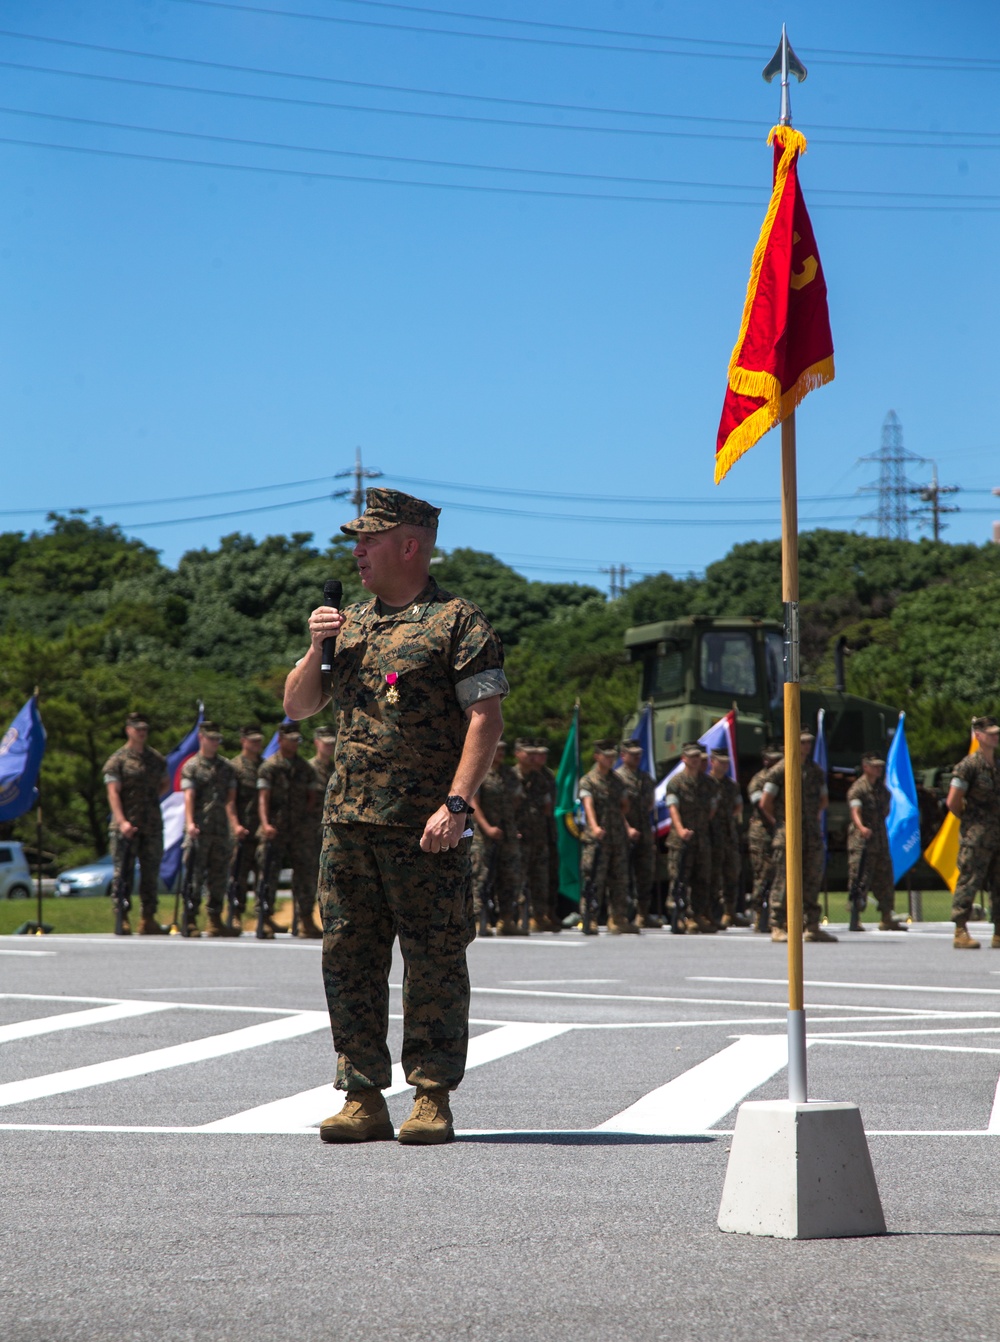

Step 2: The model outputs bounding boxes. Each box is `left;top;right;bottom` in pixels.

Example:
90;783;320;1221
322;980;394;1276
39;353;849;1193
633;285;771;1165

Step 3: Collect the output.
1;514;997;868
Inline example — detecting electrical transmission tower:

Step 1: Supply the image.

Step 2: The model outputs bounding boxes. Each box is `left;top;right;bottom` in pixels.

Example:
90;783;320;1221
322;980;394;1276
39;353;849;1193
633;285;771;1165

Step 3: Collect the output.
600;564;632;599
335;446;383;510
857;411;927;540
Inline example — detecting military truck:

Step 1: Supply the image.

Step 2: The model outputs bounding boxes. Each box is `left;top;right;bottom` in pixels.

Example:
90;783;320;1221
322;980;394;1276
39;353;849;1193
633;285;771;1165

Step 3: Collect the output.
623;616;903;889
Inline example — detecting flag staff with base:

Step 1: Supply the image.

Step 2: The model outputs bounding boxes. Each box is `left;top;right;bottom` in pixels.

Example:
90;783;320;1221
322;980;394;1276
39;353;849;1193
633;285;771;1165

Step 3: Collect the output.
714;25;886;1239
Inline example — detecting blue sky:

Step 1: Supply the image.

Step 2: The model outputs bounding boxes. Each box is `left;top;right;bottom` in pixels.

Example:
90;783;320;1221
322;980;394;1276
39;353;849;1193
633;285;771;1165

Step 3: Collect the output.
2;1;999;589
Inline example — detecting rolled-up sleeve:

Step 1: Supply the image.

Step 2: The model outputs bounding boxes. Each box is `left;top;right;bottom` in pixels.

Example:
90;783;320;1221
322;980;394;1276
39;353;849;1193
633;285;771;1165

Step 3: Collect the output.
456;667;509;709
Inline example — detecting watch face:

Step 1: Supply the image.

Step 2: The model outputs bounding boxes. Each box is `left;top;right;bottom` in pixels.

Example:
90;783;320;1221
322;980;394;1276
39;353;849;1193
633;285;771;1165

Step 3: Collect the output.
446;796;466;814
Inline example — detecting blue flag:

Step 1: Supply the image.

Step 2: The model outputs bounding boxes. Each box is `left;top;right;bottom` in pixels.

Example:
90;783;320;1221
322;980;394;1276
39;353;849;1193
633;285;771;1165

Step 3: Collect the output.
625;703;657;782
263;716;293;759
813;707;828;857
159;704;204;890
886;711;921;881
0;695;46;821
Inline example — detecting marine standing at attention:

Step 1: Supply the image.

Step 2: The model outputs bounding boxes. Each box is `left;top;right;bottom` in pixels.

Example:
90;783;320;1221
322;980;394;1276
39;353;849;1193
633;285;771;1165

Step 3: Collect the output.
946;716;1000;951
103;711;170;936
846;751;906;933
228;723;264;932
180;720;242;938
283;489;507;1145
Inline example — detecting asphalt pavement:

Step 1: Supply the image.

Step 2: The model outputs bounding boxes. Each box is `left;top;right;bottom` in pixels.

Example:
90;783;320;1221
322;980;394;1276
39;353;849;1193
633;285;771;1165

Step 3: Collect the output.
2;921;999;1342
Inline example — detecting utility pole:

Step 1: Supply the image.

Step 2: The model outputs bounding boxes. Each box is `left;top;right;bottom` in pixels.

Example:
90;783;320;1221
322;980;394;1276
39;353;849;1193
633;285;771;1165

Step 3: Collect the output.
857;410;926;540
910;459;960;542
600;564;632;599
335;446;382;510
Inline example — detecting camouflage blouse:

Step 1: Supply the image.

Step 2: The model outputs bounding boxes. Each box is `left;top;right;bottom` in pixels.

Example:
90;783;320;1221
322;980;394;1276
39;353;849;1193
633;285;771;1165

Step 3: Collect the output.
102;745;168;831
180;754;236;836
614;763;656;832
228;753;262;832
846;774;891;853
324;580;508;828
951;751;1000;833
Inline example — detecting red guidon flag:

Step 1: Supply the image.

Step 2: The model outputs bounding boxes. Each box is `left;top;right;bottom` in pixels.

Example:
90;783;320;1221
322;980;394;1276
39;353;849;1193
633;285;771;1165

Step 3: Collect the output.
715;126;834;484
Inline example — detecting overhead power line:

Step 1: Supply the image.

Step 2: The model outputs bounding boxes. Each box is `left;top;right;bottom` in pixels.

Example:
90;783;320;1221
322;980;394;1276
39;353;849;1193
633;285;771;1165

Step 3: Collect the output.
171;0;1000;72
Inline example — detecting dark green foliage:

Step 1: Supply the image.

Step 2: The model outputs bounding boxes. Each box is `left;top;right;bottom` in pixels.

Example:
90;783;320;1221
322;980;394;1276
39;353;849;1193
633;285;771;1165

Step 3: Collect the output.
1;516;997;863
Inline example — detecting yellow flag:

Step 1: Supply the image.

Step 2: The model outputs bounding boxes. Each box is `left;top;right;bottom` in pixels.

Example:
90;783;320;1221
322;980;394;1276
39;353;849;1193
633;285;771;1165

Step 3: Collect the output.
923;734;977;892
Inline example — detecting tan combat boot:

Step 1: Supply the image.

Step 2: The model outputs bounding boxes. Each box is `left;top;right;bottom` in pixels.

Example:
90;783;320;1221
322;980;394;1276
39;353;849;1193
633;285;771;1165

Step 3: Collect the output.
683;917;700;934
878;917;907;931
695;915;717;935
397;1087;454;1145
137;915;166;936
607;918;641;935
529;917;544;933
954;924;980;949
205;909;238;938
495;920;518;937
771;926;788;943
804;924;839;943
992;933;1000;949
319;1090;394;1144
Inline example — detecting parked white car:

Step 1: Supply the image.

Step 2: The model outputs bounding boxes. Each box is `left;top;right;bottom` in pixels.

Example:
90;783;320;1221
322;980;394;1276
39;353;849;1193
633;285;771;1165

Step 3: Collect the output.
0;842;33;899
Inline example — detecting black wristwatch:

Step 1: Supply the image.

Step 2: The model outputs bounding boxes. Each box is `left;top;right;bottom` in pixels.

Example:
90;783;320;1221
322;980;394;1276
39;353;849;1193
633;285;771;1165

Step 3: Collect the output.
445;795;469;815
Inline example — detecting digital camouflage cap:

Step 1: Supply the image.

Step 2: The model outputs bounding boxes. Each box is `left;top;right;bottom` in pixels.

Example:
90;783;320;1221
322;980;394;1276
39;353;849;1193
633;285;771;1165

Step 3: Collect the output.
340;487;441;536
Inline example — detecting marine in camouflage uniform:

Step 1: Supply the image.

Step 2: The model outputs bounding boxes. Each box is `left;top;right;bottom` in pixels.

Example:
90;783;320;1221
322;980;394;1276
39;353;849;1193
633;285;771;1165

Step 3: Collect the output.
747;751;781;932
103;711;169;934
579;740;636;933
181;722;239;936
665;744;716;932
708;749;745;927
257;724;323;936
615;742;659;927
227;724;264;921
515;741;557;932
291;488;508;1132
761;730;836;942
470;741;523;934
847;753;904;930
947;717;1000;949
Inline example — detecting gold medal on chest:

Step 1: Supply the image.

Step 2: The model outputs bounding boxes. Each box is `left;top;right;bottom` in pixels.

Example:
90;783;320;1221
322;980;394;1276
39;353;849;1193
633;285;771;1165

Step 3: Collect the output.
384;672;399;705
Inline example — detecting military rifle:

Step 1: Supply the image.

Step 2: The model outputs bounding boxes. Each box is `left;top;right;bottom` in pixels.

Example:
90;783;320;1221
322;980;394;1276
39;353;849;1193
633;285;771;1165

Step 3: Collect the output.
580;839;602;935
111;834;135;936
669;840;692;934
626;843;639;926
225;841;245;930
179;837;199;937
478;839;500;938
756;863;775;934
255;841;277;940
848;839;869;932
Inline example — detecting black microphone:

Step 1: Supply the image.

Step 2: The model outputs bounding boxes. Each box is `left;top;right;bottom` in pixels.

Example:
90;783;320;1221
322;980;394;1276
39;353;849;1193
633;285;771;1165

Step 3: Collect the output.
321;579;343;677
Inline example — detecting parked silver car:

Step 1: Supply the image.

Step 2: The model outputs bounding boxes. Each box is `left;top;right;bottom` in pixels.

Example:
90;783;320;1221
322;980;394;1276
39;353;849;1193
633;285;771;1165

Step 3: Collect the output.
0;842;33;899
54;854;168;898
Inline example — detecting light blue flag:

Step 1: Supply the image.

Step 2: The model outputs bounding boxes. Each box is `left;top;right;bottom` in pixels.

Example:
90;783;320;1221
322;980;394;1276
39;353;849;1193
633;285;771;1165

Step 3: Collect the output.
886;711;921;881
0;695;46;822
813;707;828;857
263;717;293;759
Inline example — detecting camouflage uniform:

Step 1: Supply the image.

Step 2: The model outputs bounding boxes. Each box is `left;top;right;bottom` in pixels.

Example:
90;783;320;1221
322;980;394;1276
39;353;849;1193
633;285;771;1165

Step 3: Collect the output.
257;752;323;925
709;773;743;920
615;762;657;921
665;768;716;923
950;752;1000;925
318;579;507;1092
763;758;828;931
471;763;523;928
747;766;776;927
102;745;168;917
579;766;630;924
847;774;895;920
228;752;261;914
516;765;554;925
180;754;236;916
540;766;561;920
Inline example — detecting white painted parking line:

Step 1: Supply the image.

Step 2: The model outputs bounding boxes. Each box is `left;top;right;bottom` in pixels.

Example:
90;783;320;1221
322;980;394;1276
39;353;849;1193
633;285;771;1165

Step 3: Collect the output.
453;984;949;1015
0;992;303;1016
201;1021;573;1133
0;1001;172;1045
691;976;1000;998
815;1039;1000;1056
0;1011;329;1109
0;949;55;956
597;1035;791;1135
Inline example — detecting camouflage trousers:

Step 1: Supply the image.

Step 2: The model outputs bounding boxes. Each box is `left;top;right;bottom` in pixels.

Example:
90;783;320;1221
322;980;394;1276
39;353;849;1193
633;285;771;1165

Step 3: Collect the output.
109;824;163;915
747;825;774;921
257;827;318;922
228;833;259;913
952;831;1000;925
521;831;554;923
769;839;824;930
712;832;742;917
182;830;232;914
471;834;521;926
630;831;656;919
581;837;630;923
319;822;474;1093
667;838;712;922
847;839;895;918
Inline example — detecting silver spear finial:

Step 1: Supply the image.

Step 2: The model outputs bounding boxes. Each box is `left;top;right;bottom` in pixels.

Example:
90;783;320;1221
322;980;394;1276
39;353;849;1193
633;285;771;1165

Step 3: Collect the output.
762;23;807;126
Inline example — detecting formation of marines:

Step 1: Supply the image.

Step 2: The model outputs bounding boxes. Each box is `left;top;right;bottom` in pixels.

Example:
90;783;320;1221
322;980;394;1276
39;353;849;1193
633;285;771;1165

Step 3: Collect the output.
104;704;999;948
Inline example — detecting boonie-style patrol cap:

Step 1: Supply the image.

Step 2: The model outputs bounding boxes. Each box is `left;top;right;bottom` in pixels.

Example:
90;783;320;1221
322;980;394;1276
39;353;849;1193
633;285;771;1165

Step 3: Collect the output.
972;715;999;733
593;738;618;755
200;720;223;740
125;712;150;728
340;487;442;536
241;724;263;739
620;741;642;754
681;742;704;758
710;748;730;761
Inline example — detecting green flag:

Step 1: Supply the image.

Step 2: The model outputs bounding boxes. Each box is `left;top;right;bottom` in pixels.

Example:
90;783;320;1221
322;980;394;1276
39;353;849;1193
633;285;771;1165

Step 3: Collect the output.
554;705;581;906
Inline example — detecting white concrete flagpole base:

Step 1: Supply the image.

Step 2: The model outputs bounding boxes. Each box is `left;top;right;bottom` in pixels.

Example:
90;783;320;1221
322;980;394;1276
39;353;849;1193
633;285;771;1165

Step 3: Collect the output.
717;1100;887;1239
